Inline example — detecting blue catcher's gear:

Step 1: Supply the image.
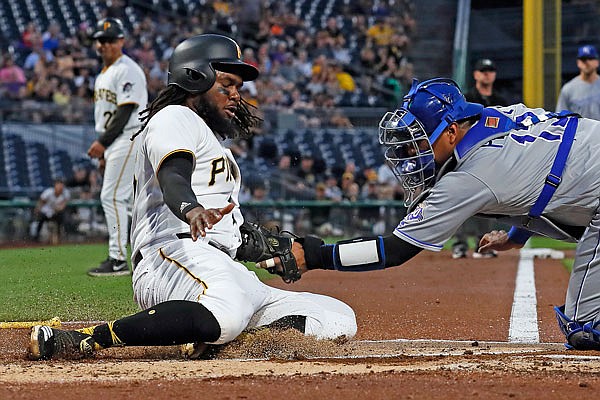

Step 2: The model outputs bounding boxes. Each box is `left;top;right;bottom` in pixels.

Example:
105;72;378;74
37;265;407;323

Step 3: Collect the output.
554;305;600;350
379;109;436;205
378;78;483;206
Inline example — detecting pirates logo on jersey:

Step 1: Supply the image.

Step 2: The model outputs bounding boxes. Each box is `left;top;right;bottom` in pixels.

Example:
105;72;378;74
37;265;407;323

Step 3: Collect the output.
122;82;133;93
485;116;500;128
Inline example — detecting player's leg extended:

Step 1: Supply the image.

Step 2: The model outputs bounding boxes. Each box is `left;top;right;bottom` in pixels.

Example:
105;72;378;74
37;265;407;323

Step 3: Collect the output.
133;239;267;344
100;139;137;261
556;212;600;350
247;287;357;340
29;300;221;360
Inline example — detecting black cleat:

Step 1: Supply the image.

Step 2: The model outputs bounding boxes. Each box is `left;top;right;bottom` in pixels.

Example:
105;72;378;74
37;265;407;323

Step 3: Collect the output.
88;257;130;277
29;325;96;360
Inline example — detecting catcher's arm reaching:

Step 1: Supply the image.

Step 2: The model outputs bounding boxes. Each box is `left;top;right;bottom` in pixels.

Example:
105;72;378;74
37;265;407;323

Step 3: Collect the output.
256;234;423;279
478;229;525;253
235;221;303;283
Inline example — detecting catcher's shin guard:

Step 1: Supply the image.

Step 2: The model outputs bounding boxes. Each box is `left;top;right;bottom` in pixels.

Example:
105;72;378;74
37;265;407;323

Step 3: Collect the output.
554;305;600;350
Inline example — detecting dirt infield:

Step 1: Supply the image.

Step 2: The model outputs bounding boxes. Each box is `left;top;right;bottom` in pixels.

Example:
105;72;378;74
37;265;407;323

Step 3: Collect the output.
3;248;596;399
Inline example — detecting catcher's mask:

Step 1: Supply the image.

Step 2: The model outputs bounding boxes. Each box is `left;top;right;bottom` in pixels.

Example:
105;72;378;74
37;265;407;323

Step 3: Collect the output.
167;34;259;94
379;78;483;207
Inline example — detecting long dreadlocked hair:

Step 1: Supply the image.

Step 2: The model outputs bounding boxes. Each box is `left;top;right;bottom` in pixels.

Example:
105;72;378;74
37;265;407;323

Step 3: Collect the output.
133;85;188;139
231;97;263;139
133;85;262;140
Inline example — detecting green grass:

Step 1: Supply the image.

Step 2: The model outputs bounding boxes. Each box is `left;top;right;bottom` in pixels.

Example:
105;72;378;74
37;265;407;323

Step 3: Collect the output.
0;235;575;322
527;236;577;250
0;243;274;322
528;236;576;272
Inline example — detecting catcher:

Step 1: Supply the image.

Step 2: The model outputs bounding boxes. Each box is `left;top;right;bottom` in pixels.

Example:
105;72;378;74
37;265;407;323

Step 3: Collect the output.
260;78;600;352
29;34;355;360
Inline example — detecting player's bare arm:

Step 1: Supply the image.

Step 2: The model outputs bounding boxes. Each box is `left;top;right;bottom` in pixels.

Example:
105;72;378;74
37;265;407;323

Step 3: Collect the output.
185;203;234;240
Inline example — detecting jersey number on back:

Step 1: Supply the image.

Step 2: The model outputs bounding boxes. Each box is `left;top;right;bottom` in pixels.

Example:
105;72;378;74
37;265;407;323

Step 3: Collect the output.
509;118;568;145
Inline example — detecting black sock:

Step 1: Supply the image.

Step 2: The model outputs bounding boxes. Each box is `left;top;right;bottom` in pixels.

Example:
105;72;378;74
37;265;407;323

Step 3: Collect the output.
81;300;221;348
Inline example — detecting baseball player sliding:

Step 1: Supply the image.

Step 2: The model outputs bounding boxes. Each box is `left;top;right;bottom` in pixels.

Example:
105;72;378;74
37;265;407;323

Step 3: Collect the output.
29;34;356;360
260;78;600;351
87;18;148;276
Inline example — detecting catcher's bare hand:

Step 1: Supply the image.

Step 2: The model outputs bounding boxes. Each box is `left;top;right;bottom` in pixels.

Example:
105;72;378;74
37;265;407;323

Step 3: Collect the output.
186;203;234;240
478;230;523;253
257;242;308;276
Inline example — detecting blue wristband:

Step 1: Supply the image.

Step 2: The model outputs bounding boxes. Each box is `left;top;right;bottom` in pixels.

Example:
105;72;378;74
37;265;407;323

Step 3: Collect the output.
507;226;532;245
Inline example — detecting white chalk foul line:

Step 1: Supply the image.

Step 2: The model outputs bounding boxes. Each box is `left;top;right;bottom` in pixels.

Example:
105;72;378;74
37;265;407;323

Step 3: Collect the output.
508;249;540;343
508;248;564;343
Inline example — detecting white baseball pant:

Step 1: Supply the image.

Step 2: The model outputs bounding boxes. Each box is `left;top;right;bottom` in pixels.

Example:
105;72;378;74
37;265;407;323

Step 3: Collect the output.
132;238;357;344
101;134;138;261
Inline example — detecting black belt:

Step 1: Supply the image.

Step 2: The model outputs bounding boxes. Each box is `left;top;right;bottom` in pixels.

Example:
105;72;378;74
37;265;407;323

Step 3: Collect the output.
133;232;228;268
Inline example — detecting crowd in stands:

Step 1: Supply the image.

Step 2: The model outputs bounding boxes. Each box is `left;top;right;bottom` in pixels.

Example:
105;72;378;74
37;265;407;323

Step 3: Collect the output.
0;0;416;126
0;0;415;239
240;151;405;236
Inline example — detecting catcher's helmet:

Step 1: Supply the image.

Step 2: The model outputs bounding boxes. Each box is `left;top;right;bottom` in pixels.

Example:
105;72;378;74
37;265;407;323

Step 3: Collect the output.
92;17;125;40
167;34;259;94
402;78;483;144
378;79;482;207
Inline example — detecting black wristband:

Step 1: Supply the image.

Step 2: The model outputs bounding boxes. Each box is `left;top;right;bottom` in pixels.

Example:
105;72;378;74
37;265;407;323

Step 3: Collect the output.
299;235;332;270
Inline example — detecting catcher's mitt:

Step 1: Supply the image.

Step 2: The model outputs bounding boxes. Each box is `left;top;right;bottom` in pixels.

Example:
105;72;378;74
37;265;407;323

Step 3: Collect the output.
236;221;301;283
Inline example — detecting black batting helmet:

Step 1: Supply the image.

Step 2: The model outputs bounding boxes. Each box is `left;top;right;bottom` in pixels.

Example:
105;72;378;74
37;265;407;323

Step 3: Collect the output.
167;34;259;94
92;17;125;40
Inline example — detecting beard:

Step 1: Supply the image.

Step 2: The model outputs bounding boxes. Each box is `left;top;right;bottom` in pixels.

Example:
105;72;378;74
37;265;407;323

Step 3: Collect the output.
191;95;242;140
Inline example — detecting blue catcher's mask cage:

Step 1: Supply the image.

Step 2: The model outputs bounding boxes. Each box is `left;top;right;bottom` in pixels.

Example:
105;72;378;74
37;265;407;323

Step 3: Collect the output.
379;78;483;206
379;109;436;206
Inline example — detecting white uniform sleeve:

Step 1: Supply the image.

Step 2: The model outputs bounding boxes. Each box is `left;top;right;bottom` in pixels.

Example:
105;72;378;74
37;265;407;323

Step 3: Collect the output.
115;62;146;107
40;188;52;202
145;107;204;174
394;171;498;251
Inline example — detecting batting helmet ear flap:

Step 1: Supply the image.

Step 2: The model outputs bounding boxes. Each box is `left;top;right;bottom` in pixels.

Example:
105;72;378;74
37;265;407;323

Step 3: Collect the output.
186;68;208;82
168;63;216;94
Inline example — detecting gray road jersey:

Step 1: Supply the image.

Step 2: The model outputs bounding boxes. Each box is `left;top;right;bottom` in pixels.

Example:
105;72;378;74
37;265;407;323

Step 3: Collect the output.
556;76;600;120
394;104;600;251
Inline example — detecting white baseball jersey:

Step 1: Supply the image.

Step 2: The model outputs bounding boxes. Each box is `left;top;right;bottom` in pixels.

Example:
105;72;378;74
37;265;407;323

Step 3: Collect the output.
94;54;147;261
129;104;356;344
94;54;147;136
131;104;244;255
39;187;70;218
394;104;600;322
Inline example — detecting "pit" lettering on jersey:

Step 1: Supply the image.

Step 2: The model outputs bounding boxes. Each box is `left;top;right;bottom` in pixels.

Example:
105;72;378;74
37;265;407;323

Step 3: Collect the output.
208;157;233;186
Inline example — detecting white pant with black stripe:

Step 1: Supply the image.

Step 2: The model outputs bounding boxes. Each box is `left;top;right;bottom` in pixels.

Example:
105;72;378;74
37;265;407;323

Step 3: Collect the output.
101;134;138;261
132;238;357;344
